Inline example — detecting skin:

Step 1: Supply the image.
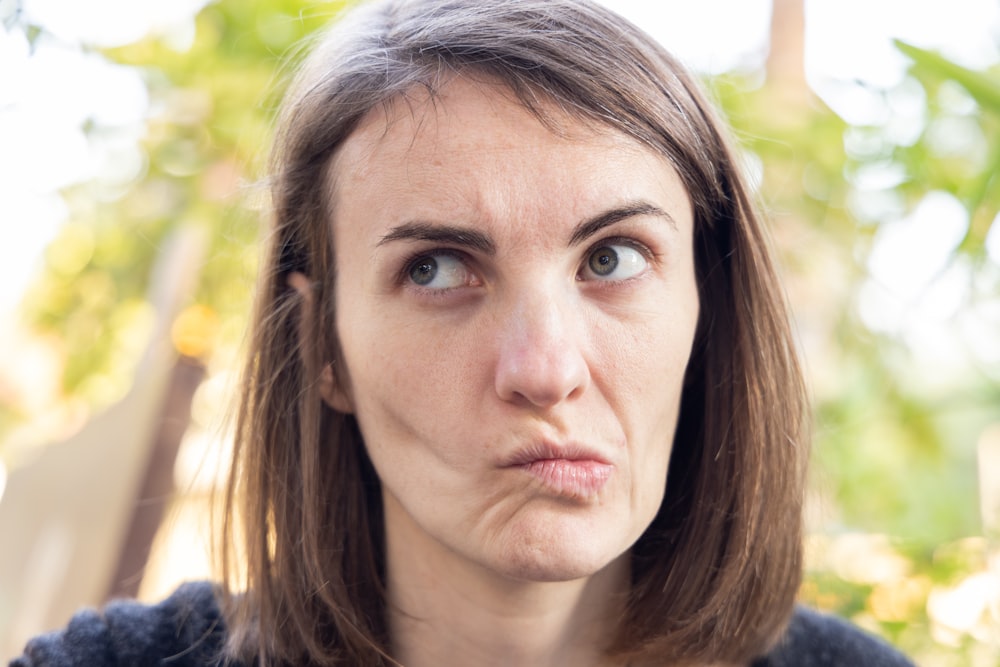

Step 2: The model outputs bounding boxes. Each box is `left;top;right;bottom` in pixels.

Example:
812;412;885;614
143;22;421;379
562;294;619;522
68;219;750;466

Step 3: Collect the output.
323;76;701;667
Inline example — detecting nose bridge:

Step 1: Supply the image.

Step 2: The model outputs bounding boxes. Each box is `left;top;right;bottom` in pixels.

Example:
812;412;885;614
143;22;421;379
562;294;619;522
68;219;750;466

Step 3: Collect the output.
493;280;589;407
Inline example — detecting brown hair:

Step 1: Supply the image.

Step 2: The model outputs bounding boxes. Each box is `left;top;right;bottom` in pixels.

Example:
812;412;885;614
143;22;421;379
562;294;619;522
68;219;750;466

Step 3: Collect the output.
222;0;809;665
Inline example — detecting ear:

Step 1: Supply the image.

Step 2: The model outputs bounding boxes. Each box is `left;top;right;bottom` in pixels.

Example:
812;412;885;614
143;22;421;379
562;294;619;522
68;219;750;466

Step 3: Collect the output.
287;271;354;414
319;362;354;414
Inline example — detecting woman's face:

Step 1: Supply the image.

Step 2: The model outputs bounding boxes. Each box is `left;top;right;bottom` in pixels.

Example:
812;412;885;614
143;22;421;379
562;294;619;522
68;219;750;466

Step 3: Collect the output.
327;77;700;583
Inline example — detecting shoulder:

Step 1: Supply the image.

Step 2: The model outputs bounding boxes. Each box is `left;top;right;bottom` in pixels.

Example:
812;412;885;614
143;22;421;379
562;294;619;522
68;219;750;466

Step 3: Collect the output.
8;582;235;667
754;606;915;667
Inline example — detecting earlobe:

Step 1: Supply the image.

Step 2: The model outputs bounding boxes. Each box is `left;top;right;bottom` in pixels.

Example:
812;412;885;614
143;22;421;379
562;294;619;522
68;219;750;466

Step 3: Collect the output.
288;271;354;414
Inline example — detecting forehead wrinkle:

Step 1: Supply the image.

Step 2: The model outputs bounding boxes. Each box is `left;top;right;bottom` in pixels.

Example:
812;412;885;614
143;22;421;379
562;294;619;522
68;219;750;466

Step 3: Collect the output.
335;76;627;196
330;77;689;264
325;93;446;259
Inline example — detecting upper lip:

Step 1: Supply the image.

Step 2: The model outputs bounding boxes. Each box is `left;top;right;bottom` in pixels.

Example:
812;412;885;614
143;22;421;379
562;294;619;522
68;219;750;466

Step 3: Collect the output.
500;441;612;467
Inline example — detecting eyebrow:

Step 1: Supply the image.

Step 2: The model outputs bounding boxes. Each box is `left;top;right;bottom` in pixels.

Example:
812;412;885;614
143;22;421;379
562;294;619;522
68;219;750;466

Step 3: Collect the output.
375;200;676;252
376;223;497;254
568;200;678;245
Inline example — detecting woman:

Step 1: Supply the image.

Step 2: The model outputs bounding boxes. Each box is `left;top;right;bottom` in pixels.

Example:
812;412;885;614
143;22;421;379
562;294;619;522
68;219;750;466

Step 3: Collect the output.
11;0;914;665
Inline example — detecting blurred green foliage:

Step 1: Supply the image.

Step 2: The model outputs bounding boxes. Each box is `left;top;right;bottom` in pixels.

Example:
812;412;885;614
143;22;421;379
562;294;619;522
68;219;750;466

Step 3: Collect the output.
15;1;345;412
712;35;1000;663
3;0;999;663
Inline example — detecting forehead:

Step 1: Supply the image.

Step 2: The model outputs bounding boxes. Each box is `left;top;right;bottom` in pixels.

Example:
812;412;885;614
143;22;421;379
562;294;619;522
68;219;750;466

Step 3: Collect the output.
327;76;691;237
336;79;640;167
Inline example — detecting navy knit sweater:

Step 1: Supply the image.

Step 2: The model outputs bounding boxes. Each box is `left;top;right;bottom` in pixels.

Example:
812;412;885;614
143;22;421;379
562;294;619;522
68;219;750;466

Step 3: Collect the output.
9;582;915;666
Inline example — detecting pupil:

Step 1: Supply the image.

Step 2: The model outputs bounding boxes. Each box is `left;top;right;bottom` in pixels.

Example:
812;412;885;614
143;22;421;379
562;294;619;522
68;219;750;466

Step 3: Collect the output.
589;247;618;276
410;257;438;285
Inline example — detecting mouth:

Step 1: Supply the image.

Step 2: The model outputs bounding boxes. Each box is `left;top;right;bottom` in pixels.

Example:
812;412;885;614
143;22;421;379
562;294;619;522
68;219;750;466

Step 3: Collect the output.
502;443;614;499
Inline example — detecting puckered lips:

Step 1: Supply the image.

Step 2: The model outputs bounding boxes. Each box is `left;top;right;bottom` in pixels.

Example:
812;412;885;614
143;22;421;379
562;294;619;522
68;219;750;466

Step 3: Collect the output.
501;441;614;500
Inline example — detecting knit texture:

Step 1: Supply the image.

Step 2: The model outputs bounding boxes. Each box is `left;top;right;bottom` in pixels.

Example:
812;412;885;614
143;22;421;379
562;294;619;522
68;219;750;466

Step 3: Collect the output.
10;582;914;666
752;606;915;667
9;583;230;667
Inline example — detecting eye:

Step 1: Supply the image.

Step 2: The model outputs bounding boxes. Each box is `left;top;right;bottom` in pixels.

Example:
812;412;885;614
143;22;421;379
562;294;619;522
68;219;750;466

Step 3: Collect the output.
406;252;476;290
580;243;648;281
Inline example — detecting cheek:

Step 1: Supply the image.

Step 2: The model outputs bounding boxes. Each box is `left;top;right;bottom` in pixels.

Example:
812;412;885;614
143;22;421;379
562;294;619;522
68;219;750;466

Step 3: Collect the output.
622;369;684;541
352;317;476;394
604;300;696;494
338;304;486;450
604;310;695;410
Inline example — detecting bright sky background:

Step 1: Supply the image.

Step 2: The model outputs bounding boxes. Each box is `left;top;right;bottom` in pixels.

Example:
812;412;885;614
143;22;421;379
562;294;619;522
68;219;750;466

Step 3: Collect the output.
1;0;999;364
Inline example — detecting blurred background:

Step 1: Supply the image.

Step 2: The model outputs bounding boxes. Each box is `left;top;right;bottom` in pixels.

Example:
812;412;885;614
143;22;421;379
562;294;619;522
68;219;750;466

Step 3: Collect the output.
0;0;998;663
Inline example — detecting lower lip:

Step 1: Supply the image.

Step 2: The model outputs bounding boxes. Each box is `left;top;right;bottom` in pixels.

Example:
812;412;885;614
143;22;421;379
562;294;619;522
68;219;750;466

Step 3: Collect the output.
520;459;613;499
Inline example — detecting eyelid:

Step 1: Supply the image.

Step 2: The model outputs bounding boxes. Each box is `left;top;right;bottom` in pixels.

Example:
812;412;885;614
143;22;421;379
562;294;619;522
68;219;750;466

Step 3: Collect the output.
397;246;479;290
578;236;656;282
394;236;656;288
587;235;654;256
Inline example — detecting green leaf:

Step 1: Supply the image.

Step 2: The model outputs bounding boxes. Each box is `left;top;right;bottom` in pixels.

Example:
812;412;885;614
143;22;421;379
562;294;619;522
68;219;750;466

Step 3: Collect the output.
895;39;1000;112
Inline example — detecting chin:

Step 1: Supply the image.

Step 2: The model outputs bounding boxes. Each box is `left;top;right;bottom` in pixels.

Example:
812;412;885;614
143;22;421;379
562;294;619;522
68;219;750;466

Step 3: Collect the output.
489;520;629;583
511;562;614;584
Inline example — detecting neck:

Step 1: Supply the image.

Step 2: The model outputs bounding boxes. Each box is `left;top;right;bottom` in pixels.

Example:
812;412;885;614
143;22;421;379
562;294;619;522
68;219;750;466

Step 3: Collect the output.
384;517;629;667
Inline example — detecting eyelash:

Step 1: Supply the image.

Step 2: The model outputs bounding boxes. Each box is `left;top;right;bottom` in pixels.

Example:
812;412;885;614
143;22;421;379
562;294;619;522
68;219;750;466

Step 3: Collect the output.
397;236;657;289
396;248;474;296
579;236;656;283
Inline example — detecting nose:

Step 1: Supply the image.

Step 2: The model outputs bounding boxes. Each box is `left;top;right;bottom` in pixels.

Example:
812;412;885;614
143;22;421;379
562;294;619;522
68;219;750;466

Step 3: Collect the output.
493;289;590;408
